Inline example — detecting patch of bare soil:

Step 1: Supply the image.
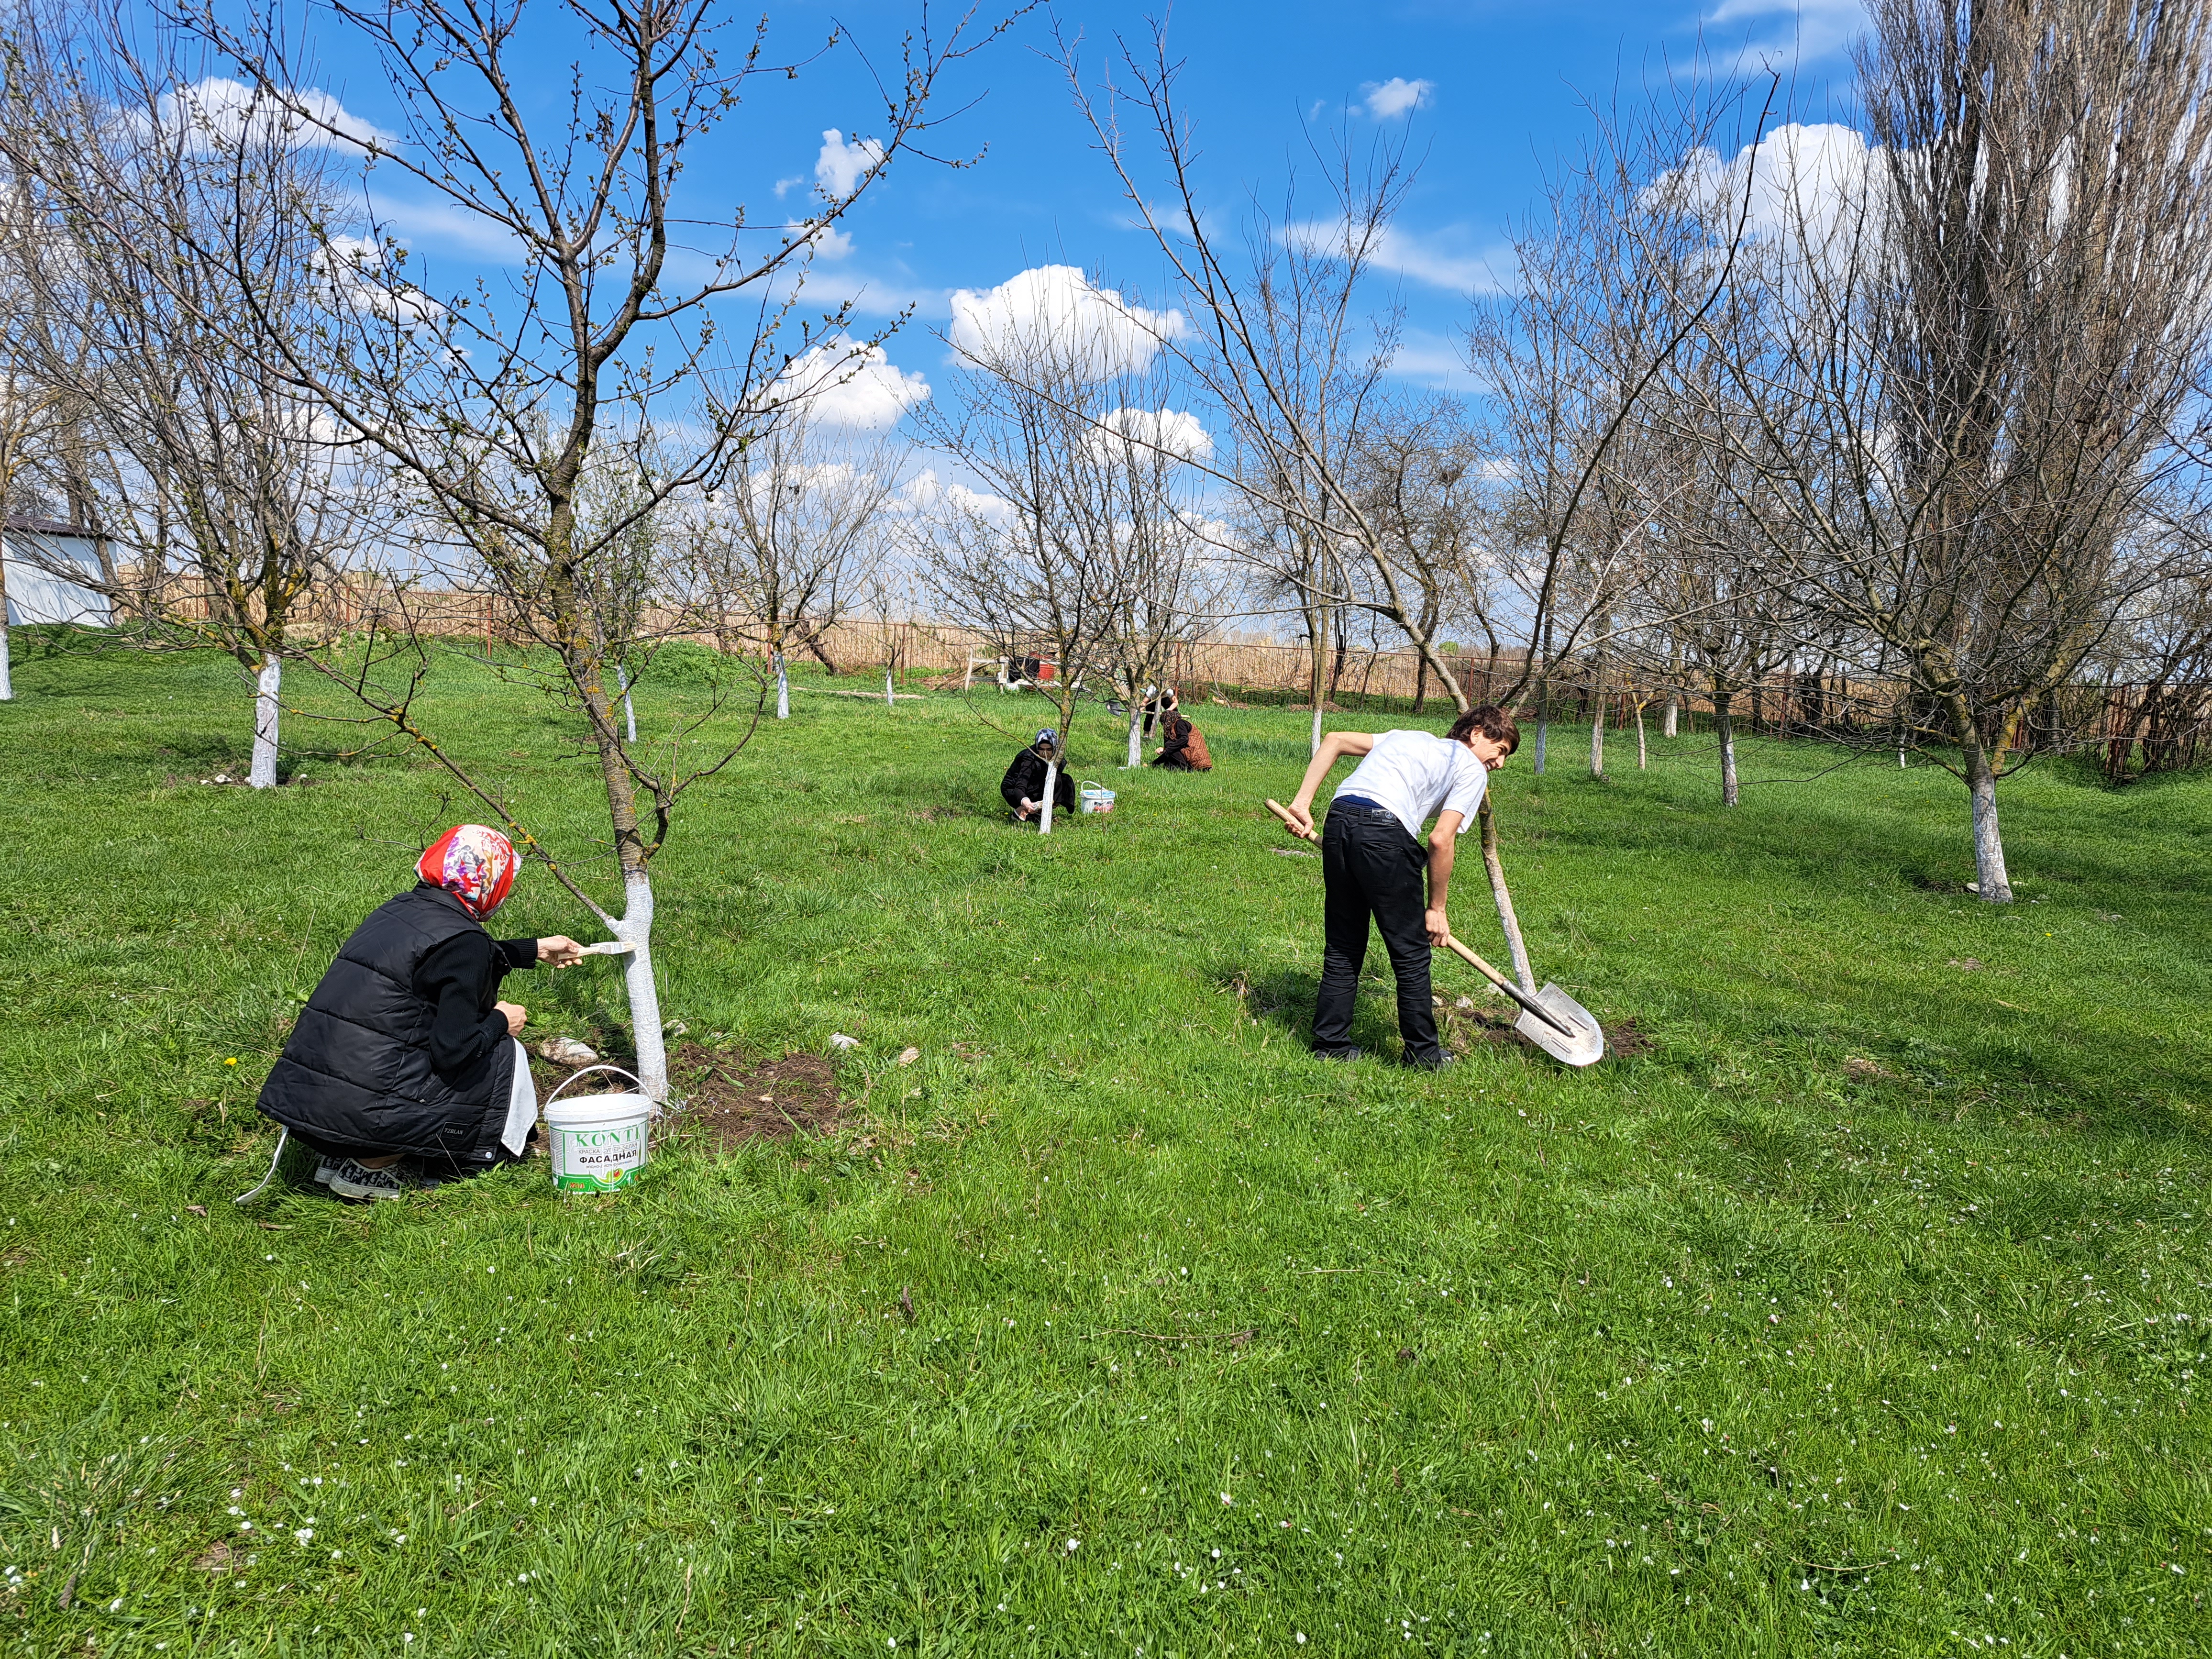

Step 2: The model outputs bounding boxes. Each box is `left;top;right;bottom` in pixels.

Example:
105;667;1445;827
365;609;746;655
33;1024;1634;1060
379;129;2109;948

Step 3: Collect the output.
1604;1016;1655;1058
662;1042;845;1153
1439;999;1653;1060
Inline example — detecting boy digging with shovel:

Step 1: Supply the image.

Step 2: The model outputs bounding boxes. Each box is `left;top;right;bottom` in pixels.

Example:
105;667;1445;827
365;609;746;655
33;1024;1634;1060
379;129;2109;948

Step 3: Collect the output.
1278;706;1519;1067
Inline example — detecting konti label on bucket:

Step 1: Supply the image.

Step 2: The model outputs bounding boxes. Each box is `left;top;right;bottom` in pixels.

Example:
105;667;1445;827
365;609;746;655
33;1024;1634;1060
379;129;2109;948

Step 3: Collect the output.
542;1073;654;1194
551;1117;648;1192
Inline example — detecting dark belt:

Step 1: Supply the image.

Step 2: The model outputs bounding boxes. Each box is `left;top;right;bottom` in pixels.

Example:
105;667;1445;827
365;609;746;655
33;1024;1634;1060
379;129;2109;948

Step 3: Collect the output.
1329;795;1402;821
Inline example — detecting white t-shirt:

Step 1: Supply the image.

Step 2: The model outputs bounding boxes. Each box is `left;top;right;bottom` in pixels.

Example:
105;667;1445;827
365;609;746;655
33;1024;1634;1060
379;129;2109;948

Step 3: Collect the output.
1333;730;1487;840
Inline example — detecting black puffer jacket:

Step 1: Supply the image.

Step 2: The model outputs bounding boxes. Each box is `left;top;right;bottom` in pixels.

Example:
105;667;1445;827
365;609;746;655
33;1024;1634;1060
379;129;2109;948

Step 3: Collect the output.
258;886;518;1159
1000;745;1076;816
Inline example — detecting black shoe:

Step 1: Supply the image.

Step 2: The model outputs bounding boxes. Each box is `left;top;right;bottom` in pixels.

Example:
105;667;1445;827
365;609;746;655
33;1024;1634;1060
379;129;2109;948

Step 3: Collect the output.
325;1158;411;1201
1403;1050;1458;1071
1314;1045;1365;1062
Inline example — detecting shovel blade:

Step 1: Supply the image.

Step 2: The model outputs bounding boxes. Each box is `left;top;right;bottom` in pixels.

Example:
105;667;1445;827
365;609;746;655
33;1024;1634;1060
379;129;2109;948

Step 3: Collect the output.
1513;984;1606;1067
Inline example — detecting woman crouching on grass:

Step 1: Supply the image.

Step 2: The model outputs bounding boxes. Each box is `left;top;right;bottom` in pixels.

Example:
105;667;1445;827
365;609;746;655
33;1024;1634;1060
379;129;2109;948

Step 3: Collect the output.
257;825;584;1200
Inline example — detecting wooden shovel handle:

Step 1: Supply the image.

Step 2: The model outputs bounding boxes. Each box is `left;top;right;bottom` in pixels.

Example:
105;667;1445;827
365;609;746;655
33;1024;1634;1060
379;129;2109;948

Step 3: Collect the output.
1439;935;1578;1037
1438;933;1515;991
1264;798;1319;842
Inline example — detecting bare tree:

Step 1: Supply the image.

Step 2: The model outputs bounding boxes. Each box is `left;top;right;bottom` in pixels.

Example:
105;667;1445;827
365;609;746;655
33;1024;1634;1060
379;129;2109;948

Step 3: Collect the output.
0;19;373;768
1467;70;1777;782
133;0;1010;1094
915;321;1169;831
1678;0;2212;899
678;416;896;718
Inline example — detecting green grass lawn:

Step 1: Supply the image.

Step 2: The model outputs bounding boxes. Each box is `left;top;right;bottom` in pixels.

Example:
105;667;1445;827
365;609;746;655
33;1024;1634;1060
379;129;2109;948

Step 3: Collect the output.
1;630;2208;1658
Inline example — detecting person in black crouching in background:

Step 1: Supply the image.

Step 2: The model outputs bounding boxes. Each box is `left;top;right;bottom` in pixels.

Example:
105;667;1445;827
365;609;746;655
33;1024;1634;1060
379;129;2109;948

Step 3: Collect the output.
255;825;585;1200
1001;727;1077;824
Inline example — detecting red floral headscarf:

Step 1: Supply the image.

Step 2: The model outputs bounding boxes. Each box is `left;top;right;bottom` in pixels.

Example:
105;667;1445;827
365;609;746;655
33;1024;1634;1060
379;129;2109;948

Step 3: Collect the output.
417;824;519;920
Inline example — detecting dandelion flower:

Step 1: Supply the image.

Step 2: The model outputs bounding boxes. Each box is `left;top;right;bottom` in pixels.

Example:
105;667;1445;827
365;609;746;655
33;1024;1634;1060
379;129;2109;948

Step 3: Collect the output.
225;1058;238;1066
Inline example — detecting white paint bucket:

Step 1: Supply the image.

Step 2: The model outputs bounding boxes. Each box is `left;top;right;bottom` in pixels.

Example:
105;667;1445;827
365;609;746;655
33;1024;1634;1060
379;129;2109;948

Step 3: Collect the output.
1079;780;1116;815
543;1065;653;1194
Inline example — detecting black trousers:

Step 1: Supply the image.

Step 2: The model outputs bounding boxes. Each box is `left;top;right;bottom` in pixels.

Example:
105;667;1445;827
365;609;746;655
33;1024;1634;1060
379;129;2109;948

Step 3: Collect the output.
1313;799;1442;1062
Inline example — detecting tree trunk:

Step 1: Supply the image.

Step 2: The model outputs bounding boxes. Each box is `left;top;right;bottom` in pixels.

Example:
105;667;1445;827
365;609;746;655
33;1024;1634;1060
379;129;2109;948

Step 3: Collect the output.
1127;702;1143;769
1039;758;1059;836
1964;739;2014;903
884;664;894;708
774;652;789;720
1589;665;1605;779
1636;704;1647;769
612;866;667;1101
1662;693;1677;738
1715;687;1739;807
618;664;638;742
1477;796;1536;993
0;533;11;702
248;653;282;788
1532;675;1549;775
1412;651;1428;714
1307;608;1328;757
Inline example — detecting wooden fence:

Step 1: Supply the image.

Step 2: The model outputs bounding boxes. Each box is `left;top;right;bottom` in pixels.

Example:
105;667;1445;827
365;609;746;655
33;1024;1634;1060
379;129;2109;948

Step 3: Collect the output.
208;581;2208;775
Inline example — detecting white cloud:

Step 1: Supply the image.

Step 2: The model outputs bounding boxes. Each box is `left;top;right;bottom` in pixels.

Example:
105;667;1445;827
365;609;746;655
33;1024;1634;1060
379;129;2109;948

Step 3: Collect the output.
815;130;886;198
895;467;1013;523
947;265;1185;376
775;338;929;429
774;175;807;199
1361;77;1433;121
1094;407;1213;465
160;76;389;155
1284;220;1508;294
805;225;854;261
1706;0;1869;65
1666;121;1883;254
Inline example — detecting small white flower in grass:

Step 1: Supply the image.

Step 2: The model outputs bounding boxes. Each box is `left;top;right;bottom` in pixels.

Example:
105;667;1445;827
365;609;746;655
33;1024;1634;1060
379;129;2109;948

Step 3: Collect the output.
1065;1538;1079;1553
295;1528;314;1545
1220;1493;1234;1506
1297;1636;1307;1646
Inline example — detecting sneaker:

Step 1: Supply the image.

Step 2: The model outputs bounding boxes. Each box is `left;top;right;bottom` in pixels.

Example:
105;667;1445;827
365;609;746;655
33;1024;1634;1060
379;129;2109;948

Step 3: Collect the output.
1314;1045;1365;1062
325;1158;409;1201
1404;1050;1458;1072
313;1160;336;1184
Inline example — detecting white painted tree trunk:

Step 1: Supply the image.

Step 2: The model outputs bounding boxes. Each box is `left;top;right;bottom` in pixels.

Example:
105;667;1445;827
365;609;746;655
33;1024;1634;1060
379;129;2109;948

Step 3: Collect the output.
773;654;788;720
1590;694;1605;778
1039;759;1058;835
612;868;669;1101
249;653;282;788
1662;694;1677;739
884;665;894;707
1968;752;2013;903
1717;698;1740;808
1636;706;1647;769
618;665;639;741
0;534;11;701
1309;701;1324;759
1126;703;1143;768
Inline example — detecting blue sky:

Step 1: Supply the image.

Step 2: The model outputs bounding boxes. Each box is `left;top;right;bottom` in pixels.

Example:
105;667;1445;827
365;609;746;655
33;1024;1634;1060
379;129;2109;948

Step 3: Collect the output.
299;0;1864;416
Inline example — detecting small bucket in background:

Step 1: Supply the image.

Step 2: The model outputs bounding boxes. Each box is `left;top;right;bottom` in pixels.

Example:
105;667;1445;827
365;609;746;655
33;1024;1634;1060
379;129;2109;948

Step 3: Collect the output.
1078;780;1117;815
543;1065;654;1194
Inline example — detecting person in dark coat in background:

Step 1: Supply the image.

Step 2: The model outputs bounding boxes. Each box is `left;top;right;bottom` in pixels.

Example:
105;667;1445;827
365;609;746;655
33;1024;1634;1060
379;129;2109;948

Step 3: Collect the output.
256;825;585;1200
1000;727;1077;823
1141;685;1180;737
